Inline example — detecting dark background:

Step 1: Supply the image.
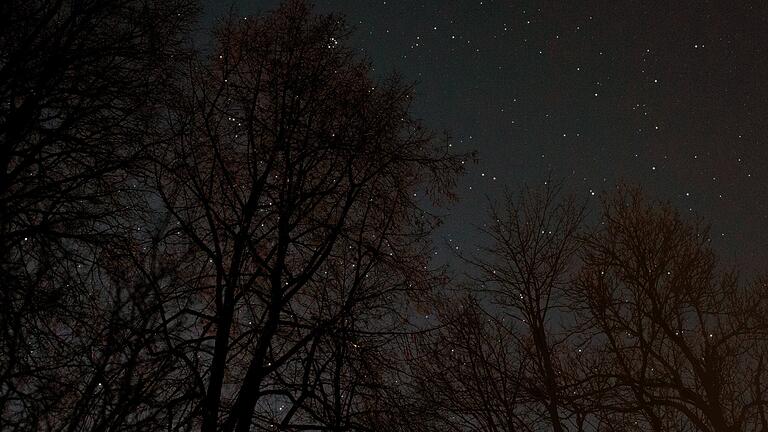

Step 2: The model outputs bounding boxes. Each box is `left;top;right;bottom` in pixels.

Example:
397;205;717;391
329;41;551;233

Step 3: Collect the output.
202;0;768;272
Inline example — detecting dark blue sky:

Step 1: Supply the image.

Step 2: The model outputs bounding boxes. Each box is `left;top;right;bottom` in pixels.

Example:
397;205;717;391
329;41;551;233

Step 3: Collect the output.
203;0;768;271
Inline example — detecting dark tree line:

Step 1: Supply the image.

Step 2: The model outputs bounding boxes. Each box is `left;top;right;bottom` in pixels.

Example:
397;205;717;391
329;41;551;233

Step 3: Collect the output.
1;0;196;429
2;1;465;430
2;1;767;431
405;186;768;432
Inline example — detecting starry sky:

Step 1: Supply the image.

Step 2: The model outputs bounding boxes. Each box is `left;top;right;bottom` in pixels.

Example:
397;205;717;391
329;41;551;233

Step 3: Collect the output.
202;0;768;271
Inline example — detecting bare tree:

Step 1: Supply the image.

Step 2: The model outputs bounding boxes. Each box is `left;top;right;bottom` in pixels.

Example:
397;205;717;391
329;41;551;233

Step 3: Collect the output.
410;185;768;432
574;188;768;432
11;2;768;431
0;1;196;430
472;185;585;431
411;184;588;431
152;2;467;431
413;294;532;432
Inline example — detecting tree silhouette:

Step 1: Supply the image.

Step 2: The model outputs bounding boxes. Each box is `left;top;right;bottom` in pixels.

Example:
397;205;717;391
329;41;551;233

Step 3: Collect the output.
152;2;466;431
410;186;768;432
411;184;588;431
575;188;768;432
4;1;767;431
0;0;196;430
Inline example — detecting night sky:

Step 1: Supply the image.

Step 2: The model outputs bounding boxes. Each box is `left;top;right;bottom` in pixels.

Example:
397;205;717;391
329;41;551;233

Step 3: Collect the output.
203;1;768;271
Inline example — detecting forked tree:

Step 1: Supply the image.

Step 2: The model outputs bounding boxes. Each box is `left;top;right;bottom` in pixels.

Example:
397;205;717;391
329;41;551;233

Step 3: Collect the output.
411;186;768;432
0;0;196;430
153;2;466;431
411;184;587;431
574;188;768;432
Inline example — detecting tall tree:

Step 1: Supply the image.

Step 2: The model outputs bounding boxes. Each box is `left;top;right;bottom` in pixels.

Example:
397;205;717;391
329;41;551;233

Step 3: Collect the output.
412;184;587;431
0;1;196;430
575;188;768;432
153;2;466;431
